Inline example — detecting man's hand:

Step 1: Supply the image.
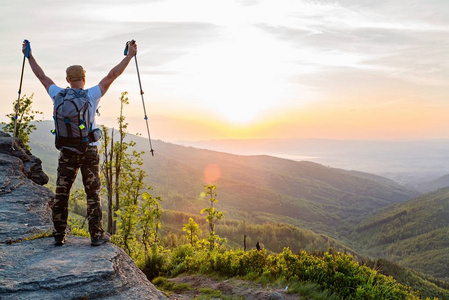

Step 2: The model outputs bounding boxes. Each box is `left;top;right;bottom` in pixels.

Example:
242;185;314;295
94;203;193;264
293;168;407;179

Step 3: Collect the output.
22;40;32;57
23;40;54;91
126;40;137;57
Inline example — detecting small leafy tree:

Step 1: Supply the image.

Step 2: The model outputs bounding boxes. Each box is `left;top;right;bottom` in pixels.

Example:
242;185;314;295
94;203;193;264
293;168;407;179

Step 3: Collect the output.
101;91;144;235
183;217;201;246
2;94;42;150
114;92;130;233
200;185;226;250
115;168;145;255
101;125;114;233
100;91;165;261
139;191;162;256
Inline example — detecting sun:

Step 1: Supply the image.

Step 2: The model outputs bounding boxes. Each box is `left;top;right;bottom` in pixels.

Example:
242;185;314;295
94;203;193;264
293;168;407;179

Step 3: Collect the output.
172;27;287;125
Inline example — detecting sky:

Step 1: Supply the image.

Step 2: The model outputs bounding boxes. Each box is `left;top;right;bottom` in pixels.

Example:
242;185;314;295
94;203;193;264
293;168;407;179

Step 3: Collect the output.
1;0;449;142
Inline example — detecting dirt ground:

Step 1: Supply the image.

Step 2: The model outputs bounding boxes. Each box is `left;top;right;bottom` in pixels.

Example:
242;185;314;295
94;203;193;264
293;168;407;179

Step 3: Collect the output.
166;275;302;300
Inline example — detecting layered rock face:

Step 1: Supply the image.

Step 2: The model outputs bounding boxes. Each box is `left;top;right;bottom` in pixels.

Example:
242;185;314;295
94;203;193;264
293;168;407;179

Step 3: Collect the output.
0;133;167;300
0;133;52;242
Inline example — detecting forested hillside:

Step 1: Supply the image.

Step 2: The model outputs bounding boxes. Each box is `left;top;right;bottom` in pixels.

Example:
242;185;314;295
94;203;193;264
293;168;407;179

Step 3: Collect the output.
160;210;356;255
30;121;417;240
139;140;417;239
352;187;449;281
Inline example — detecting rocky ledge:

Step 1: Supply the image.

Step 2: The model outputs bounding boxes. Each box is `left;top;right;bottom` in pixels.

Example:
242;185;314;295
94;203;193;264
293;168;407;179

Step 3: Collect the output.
0;132;167;300
0;237;167;300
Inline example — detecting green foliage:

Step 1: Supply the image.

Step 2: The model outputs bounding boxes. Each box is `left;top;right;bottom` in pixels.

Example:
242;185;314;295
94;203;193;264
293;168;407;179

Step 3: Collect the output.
141;246;419;299
67;213;91;237
113;189;163;260
101;91;147;235
23;230;53;241
2;94;42;149
287;282;339;300
142;245;168;280
98;91;163;260
114;166;146;255
197;287;223;299
158;210;355;255
69;189;87;218
140;191;163;254
115;200;139;255
71;226;90;238
151;277;192;294
200;185;226;251
183;217;201;246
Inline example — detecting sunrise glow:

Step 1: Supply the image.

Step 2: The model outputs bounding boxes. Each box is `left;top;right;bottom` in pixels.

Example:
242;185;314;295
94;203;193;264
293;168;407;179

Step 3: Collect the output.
1;0;448;141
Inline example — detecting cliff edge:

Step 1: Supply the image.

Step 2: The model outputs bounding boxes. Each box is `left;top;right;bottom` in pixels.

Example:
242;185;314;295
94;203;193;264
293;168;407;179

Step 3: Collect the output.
0;132;167;300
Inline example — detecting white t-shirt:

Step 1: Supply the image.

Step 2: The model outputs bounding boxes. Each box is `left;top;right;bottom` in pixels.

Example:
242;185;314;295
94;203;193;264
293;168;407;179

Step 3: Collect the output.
48;84;102;146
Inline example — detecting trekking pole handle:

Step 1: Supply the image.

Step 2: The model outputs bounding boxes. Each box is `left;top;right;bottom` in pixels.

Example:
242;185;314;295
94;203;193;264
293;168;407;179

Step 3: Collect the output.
23;39;30;58
124;40;136;56
124;41;130;56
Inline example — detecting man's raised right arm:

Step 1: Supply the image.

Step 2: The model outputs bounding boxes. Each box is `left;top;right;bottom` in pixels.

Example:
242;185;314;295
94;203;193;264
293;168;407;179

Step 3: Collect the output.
22;41;55;92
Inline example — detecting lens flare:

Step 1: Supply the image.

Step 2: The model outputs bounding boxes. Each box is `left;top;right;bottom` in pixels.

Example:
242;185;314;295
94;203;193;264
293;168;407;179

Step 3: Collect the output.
204;164;221;184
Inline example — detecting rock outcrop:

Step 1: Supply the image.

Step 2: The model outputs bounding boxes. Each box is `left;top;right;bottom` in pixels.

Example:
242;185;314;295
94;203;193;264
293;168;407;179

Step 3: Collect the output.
1;237;167;300
0;134;52;243
0;132;167;300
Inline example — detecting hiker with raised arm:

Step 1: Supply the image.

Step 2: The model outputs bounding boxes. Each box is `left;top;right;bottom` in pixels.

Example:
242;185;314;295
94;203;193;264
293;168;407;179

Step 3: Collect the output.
22;40;138;246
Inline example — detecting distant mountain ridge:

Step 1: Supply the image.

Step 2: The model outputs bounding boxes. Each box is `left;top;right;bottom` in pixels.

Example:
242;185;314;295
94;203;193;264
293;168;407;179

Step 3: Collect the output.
179;138;449;186
415;174;449;193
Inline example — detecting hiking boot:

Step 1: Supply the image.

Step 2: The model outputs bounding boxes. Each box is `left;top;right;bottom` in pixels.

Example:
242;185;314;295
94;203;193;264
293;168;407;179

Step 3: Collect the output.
54;235;66;246
91;233;110;247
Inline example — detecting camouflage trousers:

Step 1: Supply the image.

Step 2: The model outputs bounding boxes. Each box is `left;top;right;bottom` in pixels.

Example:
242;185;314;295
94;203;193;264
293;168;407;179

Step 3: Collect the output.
53;146;104;239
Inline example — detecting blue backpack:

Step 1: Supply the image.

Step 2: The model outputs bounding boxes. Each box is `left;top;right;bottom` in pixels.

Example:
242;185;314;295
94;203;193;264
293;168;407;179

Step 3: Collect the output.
52;88;94;153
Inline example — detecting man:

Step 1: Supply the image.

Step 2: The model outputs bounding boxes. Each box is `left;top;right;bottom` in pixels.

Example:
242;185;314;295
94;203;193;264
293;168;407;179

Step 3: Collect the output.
22;40;138;246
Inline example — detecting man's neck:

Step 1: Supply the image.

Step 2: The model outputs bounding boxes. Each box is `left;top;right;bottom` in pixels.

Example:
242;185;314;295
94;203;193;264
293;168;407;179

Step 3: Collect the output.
69;81;84;89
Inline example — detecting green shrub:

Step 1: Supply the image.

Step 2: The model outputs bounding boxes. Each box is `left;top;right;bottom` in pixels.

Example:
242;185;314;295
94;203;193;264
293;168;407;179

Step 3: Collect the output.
261;248;416;299
70;226;90;238
198;287;222;297
142;245;420;299
142;246;167;280
288;282;339;300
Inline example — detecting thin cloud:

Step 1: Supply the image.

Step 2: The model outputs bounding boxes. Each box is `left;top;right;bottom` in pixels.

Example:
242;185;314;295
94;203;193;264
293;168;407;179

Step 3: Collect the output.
254;0;449;89
2;0;449;141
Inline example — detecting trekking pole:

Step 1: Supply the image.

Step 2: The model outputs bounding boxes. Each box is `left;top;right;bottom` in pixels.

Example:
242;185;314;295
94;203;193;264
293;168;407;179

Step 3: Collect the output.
12;39;31;150
124;40;155;156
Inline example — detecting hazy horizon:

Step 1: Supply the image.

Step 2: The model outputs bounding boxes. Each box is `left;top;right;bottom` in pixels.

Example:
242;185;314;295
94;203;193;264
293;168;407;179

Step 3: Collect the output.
22;119;449;186
176;136;449;185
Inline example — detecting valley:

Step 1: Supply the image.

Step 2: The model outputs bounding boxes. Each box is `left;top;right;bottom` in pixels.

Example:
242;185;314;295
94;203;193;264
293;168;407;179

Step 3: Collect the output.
28;121;449;297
